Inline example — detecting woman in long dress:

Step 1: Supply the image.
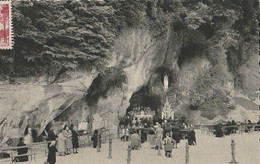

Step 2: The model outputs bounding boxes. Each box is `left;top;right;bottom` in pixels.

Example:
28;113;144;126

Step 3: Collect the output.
62;125;73;155
57;130;66;156
47;141;57;164
72;125;79;154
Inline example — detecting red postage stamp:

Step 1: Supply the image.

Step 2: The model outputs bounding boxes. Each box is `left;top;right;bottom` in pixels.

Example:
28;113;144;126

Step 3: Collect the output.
0;0;13;49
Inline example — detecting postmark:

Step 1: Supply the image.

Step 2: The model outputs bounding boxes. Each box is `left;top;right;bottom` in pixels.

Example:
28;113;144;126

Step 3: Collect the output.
0;0;13;50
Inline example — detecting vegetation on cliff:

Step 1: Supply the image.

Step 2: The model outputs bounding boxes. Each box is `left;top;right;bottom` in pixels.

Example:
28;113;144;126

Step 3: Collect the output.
0;0;258;121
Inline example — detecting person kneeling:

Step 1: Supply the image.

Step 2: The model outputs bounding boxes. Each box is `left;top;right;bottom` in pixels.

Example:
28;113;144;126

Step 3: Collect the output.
163;133;175;158
130;131;141;150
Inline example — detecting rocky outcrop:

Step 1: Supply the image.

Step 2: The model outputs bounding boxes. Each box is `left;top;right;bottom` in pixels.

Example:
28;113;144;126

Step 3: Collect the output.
0;0;259;139
0;71;98;138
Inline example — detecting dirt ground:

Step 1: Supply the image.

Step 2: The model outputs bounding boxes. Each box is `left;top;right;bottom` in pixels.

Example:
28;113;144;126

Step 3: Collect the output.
3;130;260;164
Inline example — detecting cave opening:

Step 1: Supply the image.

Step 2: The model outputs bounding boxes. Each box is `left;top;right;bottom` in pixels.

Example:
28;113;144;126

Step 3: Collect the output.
126;86;161;116
177;44;205;69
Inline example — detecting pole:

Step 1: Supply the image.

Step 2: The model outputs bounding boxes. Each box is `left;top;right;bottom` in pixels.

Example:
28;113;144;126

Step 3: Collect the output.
185;142;189;164
97;133;101;152
229;139;239;164
117;110;120;139
108;137;112;159
127;144;131;164
157;136;161;156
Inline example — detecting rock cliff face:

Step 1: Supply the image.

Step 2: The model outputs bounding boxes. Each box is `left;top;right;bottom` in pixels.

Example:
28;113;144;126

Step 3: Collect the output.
0;0;259;139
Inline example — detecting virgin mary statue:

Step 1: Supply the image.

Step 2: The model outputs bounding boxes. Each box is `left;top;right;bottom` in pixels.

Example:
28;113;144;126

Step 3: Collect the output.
163;74;169;92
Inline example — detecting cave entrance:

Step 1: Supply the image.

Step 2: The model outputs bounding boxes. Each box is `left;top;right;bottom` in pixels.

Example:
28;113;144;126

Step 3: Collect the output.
125;86;161;120
177;44;205;69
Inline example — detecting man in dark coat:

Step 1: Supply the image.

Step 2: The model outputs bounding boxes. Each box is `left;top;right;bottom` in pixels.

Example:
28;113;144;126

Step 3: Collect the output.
15;137;28;162
187;131;194;146
190;129;196;145
47;141;58;164
72;125;79;153
172;125;180;144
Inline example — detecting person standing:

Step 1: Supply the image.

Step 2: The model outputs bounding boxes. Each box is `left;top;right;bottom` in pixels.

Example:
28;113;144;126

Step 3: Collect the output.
72;125;79;154
62;125;72;155
47;141;57;164
57;130;66;156
155;124;163;150
191;129;196;145
172;125;180;148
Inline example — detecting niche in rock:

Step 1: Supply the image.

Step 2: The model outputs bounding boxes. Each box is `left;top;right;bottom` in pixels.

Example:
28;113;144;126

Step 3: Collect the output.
154;67;175;87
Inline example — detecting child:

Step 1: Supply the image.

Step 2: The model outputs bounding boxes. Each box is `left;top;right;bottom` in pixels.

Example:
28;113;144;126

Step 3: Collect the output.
91;129;101;148
47;141;57;164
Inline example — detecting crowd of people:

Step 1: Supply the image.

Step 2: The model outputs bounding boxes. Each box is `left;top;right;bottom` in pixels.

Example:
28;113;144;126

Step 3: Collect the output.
120;115;197;158
3;110;199;163
213;119;260;137
13;124;80;164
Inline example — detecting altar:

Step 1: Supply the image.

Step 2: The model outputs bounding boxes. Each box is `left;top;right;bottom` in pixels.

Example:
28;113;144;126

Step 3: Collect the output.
131;106;155;119
135;114;153;119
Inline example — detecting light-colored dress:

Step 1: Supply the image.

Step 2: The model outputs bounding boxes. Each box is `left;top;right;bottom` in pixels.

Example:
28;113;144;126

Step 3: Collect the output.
163;137;174;152
63;130;72;149
24;133;33;145
131;133;140;148
57;133;66;153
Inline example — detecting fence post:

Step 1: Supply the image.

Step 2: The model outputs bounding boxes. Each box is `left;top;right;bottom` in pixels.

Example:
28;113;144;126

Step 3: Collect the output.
229;139;239;164
185;142;189;164
97;134;101;152
157;136;161;156
108;137;112;159
127;144;131;164
124;128;127;142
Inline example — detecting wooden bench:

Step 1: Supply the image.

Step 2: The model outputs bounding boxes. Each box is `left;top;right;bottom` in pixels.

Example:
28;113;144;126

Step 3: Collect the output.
0;141;52;163
12;152;37;164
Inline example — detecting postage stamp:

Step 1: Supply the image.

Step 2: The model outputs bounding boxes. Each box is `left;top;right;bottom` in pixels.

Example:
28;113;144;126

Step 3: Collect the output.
0;0;13;50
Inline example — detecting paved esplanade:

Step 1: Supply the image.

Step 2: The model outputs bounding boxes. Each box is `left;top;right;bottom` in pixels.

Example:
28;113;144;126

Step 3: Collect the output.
21;130;260;164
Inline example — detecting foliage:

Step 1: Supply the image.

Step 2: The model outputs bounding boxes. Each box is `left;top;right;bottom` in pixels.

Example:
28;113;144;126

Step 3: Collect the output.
0;1;257;119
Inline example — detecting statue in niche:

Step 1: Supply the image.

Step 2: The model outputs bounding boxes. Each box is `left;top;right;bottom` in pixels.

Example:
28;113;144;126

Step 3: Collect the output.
163;73;169;92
